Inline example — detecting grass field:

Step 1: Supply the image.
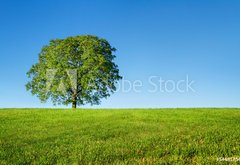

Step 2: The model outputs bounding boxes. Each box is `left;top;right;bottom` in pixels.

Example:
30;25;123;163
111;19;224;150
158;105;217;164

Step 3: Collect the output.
0;108;240;164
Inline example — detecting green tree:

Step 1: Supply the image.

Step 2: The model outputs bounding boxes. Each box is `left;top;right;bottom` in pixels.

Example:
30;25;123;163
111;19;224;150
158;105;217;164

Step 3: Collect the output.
26;35;121;109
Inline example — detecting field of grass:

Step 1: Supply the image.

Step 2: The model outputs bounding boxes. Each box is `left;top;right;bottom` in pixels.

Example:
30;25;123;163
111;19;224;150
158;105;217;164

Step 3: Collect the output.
0;108;240;164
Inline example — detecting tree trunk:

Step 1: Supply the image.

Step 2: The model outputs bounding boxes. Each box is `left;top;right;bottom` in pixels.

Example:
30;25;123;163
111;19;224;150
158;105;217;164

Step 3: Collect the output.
72;94;77;109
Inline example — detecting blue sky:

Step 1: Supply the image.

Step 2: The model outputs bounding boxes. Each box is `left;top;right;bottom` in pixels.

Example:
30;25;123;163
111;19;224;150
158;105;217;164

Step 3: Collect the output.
0;0;239;108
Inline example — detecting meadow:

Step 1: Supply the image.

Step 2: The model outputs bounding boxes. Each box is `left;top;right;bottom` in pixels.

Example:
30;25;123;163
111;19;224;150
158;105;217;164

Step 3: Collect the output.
0;108;240;164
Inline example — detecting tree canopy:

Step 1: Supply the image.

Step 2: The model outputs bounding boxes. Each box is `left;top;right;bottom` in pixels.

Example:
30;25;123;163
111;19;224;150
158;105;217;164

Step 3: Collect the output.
26;35;121;108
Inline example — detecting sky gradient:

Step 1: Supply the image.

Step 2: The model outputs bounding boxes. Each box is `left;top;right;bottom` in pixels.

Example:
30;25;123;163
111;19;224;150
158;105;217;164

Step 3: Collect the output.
0;0;240;108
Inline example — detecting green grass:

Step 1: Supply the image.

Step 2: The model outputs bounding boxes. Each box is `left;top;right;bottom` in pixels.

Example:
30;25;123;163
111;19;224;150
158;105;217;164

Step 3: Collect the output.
0;108;240;164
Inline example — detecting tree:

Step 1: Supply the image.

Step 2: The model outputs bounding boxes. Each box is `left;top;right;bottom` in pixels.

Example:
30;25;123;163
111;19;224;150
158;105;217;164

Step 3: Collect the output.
26;35;122;109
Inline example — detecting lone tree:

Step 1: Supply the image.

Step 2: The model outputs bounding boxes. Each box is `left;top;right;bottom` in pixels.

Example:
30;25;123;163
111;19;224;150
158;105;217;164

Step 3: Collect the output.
26;35;121;109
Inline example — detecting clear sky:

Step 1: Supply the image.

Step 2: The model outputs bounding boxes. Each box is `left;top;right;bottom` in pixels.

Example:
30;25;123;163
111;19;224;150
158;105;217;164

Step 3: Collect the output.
0;0;239;108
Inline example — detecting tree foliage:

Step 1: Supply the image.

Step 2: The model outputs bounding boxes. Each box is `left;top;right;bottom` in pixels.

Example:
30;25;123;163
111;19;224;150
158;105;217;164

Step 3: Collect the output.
26;35;121;108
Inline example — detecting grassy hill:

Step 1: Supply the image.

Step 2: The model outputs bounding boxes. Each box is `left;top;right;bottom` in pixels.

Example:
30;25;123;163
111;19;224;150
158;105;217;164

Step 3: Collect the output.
0;108;240;164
